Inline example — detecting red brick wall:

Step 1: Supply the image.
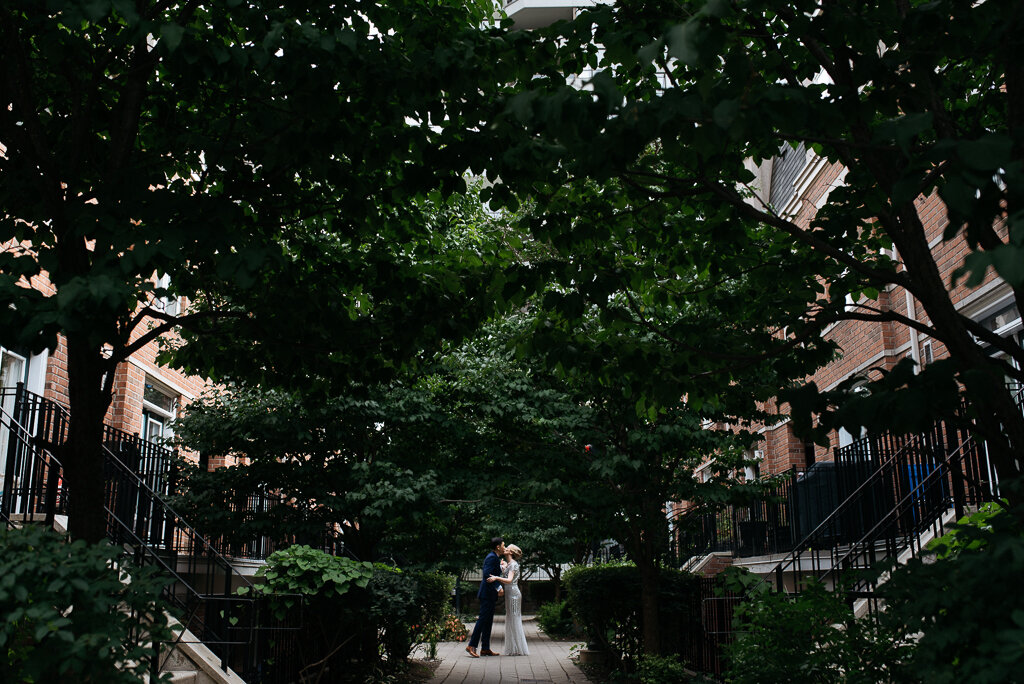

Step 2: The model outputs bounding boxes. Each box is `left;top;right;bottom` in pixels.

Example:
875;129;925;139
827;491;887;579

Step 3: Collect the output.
6;261;218;468
754;161;1011;477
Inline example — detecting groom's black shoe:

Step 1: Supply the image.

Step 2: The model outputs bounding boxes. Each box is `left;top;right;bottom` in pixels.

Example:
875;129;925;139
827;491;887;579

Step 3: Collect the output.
481;649;500;656
465;646;479;658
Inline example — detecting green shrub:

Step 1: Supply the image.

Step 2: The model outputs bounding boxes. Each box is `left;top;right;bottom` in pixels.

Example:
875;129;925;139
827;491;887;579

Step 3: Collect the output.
723;575;910;684
878;502;1024;684
724;506;1024;684
253;545;452;681
0;525;174;683
537;599;576;638
563;562;701;670
371;565;452;665
639;653;691;684
417;604;467;658
255;544;375;601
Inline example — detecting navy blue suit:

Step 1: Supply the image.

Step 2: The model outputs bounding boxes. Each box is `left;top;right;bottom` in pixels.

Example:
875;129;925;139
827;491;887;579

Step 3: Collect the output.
469;550;502;649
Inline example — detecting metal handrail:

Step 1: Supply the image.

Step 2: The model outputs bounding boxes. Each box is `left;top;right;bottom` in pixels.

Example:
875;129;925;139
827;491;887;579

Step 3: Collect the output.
101;447;304;681
762;414;977;592
762;382;1019;594
0;386;302;680
763;430;929;588
820;446;962;592
0;390;65;527
824;382;1024;589
103;442;257;591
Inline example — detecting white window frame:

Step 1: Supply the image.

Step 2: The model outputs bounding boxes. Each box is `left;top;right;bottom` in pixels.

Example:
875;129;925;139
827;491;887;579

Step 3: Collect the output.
0;348;28;388
153;273;180;317
142;378;177;445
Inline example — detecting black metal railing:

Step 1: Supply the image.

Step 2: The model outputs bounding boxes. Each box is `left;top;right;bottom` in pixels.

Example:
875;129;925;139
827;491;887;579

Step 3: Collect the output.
666;574;746;678
764;404;1000;600
103;442;303;682
1;386;69;526
0;384;293;561
672;470;805;565
0;385;305;682
673;399;1002;575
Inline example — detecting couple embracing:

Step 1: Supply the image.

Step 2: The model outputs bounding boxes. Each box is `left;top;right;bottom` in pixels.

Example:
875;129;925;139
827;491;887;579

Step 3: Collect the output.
465;537;530;658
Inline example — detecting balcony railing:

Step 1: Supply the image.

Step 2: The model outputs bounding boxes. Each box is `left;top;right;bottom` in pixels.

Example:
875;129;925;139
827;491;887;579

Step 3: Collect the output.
0;384;305;682
673;399;1001;573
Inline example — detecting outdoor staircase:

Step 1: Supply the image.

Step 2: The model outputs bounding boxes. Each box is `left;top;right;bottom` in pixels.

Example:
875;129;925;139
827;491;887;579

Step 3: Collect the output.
677;396;1003;597
760;391;1012;609
0;385;302;684
683;551;733;577
670;395;1012;680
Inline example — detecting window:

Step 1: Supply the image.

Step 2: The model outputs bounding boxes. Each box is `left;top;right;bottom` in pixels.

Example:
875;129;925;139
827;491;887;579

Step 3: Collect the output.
979;303;1021;338
142;379;177;445
0;347;29;490
153;273;179;316
837;382;870;450
921;340;934;366
769;142;808;210
973;301;1022;395
0;348;27;389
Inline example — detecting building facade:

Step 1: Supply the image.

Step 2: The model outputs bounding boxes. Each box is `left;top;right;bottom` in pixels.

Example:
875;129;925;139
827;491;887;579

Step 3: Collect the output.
752;149;1021;478
0;272;225;480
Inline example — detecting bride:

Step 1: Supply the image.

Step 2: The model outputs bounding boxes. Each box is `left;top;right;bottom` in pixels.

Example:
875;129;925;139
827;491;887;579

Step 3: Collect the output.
486;543;529;656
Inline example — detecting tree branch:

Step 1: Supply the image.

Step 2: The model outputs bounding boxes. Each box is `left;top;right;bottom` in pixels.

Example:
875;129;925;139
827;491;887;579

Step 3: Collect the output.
700;177;912;291
115;307;249;362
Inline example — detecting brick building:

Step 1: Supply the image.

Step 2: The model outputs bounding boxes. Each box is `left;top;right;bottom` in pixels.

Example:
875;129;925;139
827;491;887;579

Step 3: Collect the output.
0;271;220;479
751;148;1021;479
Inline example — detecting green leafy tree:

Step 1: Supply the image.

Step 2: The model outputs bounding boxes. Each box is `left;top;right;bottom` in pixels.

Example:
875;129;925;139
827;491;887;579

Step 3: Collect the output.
460;181;835;653
174;381;478;564
430;312;605;586
446;305;792;656
479;0;1024;498
0;0;520;542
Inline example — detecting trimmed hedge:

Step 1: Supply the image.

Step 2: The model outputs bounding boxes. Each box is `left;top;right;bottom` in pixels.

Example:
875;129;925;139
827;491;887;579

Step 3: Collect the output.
254;545;453;681
536;599;576;638
563;563;702;670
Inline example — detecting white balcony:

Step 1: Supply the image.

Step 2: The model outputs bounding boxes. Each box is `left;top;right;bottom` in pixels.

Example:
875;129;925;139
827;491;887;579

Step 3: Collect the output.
502;0;598;30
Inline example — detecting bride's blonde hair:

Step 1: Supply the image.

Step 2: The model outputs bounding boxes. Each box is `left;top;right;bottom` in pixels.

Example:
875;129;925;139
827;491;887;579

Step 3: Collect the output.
506;544;523;560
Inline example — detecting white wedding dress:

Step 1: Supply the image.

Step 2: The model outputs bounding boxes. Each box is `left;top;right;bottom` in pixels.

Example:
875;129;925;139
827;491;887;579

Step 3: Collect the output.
502;559;530;656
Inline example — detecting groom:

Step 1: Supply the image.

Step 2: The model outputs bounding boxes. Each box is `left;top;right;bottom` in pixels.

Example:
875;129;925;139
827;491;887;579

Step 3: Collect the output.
466;537;505;657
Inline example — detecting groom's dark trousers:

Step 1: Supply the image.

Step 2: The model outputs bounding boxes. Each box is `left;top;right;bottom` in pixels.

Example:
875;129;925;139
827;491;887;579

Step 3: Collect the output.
469;550;502;650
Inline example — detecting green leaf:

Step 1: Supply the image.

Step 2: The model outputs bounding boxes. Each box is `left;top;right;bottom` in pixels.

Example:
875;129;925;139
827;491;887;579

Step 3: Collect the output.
666;22;700;66
712;99;740;129
160;23;185;53
957;134;1013;171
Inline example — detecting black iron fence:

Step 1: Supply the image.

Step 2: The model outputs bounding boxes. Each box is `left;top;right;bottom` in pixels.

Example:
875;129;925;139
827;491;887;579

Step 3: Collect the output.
766;407;999;600
673;406;1000;577
0;384;306;682
669;400;1007;681
685;576;745;678
103;442;303;682
1;385;69;526
672;470;804;565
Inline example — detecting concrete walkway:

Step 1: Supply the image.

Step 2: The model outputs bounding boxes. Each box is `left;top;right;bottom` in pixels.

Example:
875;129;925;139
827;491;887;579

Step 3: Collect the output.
416;615;592;684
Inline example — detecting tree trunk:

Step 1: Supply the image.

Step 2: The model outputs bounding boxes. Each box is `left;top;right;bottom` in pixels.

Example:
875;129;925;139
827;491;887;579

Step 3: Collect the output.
64;336;113;543
638;556;661;655
894;210;1024;504
632;495;666;655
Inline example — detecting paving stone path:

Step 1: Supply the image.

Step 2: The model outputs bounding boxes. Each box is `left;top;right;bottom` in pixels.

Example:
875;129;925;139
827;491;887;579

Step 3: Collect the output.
415;615;592;684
